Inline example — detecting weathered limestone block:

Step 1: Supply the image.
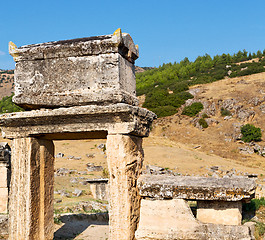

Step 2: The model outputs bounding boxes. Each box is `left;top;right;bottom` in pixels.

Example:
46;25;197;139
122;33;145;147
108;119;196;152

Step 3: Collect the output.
86;179;109;201
0;164;9;188
0;143;11;213
0;188;8;213
197;200;242;225
106;134;143;240
0;103;156;139
10;30;139;109
135;199;203;240
135;199;253;240
138;174;256;201
9;138;54;240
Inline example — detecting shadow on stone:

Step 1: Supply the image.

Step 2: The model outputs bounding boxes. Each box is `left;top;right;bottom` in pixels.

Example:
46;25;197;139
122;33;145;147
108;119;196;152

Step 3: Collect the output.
54;212;109;240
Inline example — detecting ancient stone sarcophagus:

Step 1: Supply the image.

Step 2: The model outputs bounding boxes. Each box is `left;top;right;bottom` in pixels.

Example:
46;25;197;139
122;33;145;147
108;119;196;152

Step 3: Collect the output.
9;29;139;109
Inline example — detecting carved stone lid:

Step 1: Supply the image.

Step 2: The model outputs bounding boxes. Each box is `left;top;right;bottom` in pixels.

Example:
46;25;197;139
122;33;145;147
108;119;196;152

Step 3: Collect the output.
138;174;256;201
9;29;139;63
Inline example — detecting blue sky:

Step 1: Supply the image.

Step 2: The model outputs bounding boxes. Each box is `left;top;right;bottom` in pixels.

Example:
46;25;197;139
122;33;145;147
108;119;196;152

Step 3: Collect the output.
1;0;265;69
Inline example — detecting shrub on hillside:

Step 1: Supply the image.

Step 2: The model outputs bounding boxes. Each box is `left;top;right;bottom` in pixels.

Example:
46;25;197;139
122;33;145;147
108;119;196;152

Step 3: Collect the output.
202;113;209;118
143;88;193;111
241;124;262;142
150;106;177;118
198;118;208;128
220;107;231;116
182;102;204;117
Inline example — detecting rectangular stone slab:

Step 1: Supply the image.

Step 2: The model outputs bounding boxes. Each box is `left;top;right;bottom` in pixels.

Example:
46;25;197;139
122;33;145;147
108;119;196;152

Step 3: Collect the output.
0;104;156;139
11;31;139;109
138;175;256;201
197;200;242;225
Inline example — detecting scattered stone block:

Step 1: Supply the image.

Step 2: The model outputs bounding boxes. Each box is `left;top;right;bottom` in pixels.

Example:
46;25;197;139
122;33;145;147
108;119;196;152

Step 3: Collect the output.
55;152;64;158
86;153;95;158
70;178;78;184
97;143;105;150
72;189;82;197
86;163;103;172
55;168;70;176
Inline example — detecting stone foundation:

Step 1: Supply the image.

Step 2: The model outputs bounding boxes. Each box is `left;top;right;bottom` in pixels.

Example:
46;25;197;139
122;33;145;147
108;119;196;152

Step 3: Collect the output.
197;200;242;225
135;199;253;240
136;174;256;239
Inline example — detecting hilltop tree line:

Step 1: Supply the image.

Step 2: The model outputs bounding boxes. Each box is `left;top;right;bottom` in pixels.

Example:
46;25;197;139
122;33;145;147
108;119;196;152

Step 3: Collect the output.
137;49;265;117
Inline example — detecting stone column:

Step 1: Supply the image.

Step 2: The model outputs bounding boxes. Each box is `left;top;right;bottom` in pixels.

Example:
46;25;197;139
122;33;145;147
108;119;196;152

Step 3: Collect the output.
106;134;144;240
9;138;54;240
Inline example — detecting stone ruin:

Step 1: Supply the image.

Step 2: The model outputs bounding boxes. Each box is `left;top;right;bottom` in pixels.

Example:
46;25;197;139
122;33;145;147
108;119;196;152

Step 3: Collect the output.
2;29;156;240
0;29;257;240
85;178;109;201
136;175;256;239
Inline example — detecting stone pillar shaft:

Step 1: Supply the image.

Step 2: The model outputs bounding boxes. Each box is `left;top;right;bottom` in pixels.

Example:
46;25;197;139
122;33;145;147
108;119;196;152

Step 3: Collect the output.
9;138;54;240
107;134;144;240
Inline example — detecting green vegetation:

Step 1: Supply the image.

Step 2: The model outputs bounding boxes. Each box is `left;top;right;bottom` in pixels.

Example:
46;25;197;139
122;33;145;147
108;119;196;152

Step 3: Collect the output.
0;94;24;114
198;118;208;128
102;168;109;178
142;88;193;117
220;107;232;116
243;198;265;212
241;124;262;142
54;216;62;224
201;113;209;119
136;49;265;117
182;102;203;117
0;70;14;74
243;198;265;239
255;221;265;239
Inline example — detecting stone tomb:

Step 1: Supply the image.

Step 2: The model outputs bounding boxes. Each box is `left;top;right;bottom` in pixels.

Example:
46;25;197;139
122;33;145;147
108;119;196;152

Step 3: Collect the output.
85;178;109;201
9;28;139;109
1;29;156;240
136;174;256;239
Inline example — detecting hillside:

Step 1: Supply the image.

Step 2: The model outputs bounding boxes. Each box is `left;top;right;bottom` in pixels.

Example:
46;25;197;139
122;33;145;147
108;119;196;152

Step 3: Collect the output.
136;50;265;117
0;70;14;98
151;71;265;168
